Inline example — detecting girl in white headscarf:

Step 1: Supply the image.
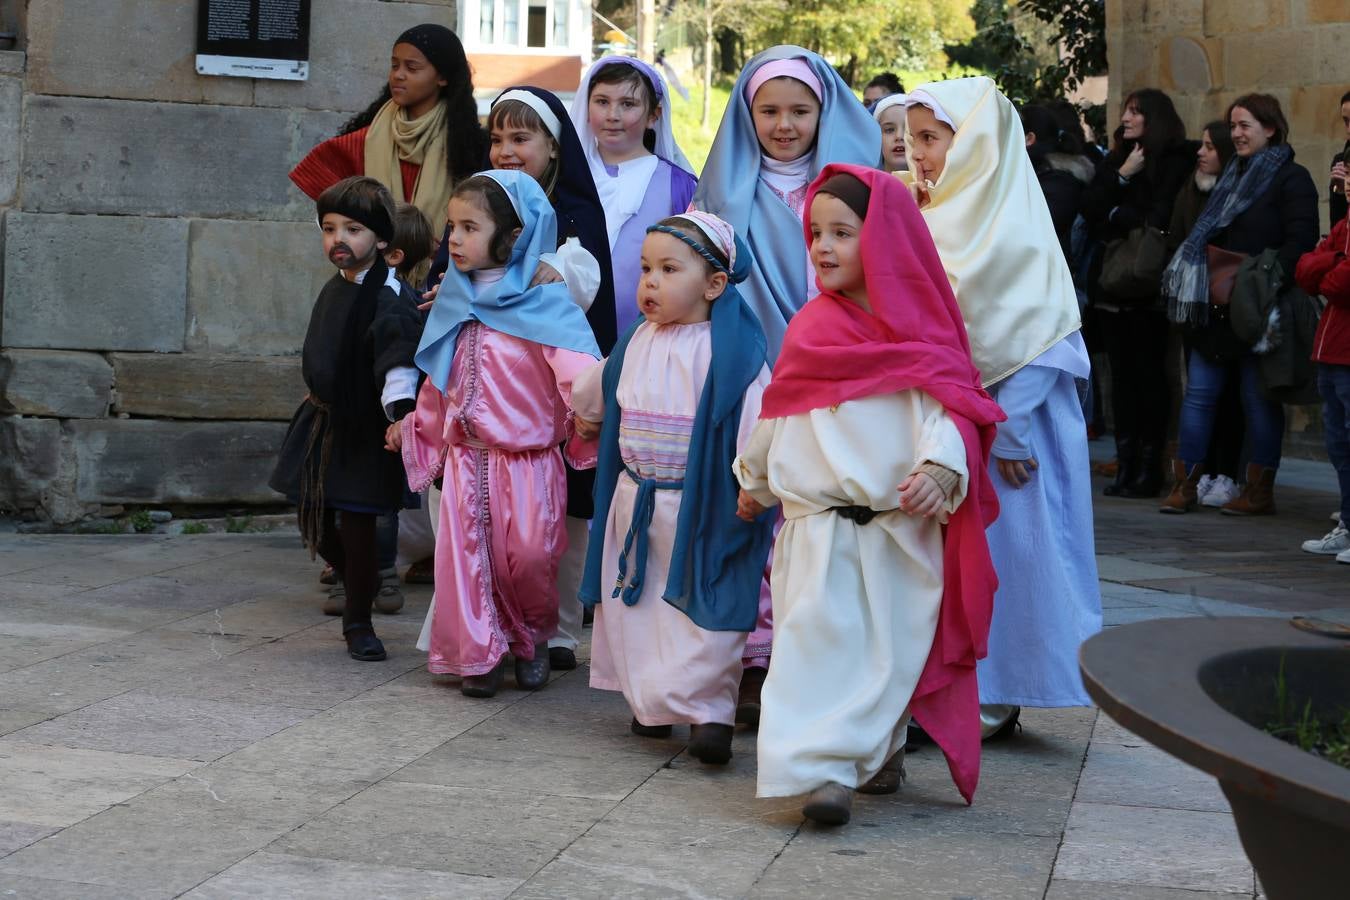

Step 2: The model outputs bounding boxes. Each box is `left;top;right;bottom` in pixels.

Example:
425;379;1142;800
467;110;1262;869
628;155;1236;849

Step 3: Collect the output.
902;77;1103;733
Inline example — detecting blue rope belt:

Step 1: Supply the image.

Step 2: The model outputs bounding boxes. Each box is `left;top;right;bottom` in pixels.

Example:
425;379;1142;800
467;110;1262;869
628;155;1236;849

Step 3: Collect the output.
613;466;683;605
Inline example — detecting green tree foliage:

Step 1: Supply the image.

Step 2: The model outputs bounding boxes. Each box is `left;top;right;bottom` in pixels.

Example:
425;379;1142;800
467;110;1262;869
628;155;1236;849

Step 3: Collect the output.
666;0;975;87
948;0;1104;106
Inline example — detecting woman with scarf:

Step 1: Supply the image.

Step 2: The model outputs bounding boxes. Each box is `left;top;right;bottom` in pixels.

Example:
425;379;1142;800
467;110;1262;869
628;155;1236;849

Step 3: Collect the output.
290;25;488;250
1161;94;1319;516
904;77;1103;736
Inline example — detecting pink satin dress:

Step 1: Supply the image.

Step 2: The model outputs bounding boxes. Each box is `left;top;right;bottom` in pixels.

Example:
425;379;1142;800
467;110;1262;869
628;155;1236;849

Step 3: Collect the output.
401;322;597;676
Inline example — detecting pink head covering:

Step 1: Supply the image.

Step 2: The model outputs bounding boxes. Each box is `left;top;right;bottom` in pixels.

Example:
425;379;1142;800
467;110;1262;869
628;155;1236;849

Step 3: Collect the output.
675;210;738;270
743;57;824;106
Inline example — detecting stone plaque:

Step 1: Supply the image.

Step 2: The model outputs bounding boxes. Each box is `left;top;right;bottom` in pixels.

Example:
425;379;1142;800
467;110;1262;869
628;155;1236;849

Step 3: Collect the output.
196;0;311;81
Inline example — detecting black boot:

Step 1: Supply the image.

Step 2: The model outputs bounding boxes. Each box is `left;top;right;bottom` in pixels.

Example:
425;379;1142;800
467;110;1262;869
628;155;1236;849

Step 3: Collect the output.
1123;442;1164;498
1102;434;1139;497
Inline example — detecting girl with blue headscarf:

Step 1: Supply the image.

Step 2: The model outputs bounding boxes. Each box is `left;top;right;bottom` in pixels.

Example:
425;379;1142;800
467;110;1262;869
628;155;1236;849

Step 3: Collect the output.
569;211;774;767
569;56;699;336
394;170;600;699
690;47;880;720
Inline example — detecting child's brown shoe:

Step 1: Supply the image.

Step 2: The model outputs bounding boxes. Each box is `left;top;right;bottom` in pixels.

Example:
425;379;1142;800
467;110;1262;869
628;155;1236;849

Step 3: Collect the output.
736;666;767;728
802;782;852;825
688;723;734;765
856;749;906;795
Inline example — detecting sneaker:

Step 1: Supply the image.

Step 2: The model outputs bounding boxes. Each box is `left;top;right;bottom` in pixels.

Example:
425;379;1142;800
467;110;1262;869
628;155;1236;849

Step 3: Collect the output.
1194;475;1215;505
1337;547;1350;565
373;567;404;614
1302;525;1350;556
1201;475;1240;508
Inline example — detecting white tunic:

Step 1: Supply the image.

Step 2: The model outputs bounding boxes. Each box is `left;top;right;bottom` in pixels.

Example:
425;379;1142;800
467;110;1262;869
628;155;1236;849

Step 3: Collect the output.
572;321;772;726
734;390;968;797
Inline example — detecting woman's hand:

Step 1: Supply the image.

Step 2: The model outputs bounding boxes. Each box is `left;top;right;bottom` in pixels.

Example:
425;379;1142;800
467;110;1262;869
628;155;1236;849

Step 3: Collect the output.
384;420;404;453
529;261;563;287
1332;160;1347;193
418;272;445;311
574;416;600;441
1119;144;1146;180
898;472;943;518
736;489;766;522
996;456;1038;488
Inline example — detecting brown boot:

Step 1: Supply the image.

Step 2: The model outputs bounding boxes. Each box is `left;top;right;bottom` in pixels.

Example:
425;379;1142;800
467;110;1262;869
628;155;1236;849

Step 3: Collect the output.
1221;464;1277;516
1159;461;1204;514
856;749;906;795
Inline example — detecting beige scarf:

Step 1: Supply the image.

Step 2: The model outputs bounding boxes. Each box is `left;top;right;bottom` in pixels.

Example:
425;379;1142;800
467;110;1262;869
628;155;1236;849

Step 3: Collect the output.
363;99;452;234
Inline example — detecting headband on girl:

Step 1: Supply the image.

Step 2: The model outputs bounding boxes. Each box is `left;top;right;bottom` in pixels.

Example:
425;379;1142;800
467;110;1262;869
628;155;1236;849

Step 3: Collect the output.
743;58;824;105
905;89;957;131
647;224;730;275
872;93;908;120
816;172;871;222
494;89;563;140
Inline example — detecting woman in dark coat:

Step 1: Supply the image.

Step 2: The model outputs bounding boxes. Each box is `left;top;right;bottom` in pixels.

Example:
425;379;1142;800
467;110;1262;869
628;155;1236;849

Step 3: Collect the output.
1161;94;1320;516
1083;88;1196;498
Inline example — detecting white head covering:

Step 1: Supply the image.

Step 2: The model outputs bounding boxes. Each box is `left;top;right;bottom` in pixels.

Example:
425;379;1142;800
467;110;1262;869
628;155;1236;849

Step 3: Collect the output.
494;89;562;139
900;76;1080;387
871;92;908;121
568;56;693;174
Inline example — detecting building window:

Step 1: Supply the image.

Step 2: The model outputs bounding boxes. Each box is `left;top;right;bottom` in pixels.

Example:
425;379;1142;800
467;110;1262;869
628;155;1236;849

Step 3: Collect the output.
527;2;547;48
479;0;495;44
552;0;569;47
502;0;520;45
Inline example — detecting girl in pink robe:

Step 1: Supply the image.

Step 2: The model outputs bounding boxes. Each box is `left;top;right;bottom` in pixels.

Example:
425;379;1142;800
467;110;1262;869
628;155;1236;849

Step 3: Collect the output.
395;171;600;697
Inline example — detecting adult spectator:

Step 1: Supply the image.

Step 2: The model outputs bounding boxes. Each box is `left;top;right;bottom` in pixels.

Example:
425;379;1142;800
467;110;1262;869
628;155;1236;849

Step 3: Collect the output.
1160;94;1320;515
1022;104;1094;259
1166;121;1243;509
863;72;904;110
1083;89;1194;499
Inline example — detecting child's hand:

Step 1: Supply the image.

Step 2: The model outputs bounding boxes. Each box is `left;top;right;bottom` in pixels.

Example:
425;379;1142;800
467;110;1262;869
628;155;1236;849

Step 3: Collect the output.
907;179;931;209
574;416;601;441
529;261;563;287
737;489;766;522
418;273;444;311
898;472;943;518
384;420;404;453
996;456;1038;488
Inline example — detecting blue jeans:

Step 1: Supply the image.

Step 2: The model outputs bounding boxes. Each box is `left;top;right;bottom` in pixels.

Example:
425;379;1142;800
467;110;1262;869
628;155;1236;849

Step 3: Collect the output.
1320;363;1350;525
1178;353;1284;470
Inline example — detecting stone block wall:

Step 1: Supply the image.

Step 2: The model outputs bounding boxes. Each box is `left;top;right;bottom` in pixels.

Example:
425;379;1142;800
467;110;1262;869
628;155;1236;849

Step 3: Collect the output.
1107;0;1350;459
0;0;458;523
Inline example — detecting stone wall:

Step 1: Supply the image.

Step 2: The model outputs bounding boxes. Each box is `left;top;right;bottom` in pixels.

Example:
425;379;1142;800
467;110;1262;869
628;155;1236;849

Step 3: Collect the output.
0;0;457;523
1107;0;1349;459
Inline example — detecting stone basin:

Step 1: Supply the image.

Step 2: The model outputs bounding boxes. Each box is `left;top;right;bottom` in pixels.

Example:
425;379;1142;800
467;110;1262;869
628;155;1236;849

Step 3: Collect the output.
1079;616;1350;900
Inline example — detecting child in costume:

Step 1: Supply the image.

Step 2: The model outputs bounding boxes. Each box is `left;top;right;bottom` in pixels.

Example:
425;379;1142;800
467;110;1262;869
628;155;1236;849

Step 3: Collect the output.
271;176;424;662
392;171;600;698
570;212;774;766
691;45;879;721
487;85;618;672
569;56;698;335
903;78;1103;735
734;165;1004;825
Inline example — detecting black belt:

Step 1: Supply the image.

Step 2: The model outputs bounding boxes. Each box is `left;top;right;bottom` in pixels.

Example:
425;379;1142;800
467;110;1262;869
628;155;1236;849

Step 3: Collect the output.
832;505;879;525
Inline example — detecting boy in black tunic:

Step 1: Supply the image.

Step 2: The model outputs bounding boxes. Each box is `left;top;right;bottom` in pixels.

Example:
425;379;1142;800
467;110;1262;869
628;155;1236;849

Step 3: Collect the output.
271;177;423;661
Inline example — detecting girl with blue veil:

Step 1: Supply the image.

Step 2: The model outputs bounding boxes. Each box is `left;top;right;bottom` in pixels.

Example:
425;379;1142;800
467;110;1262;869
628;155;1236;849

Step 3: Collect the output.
690;46;879;720
395;170;600;699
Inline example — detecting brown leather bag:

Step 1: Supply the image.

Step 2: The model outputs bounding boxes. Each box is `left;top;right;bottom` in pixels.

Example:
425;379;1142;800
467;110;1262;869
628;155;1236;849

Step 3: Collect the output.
1206;245;1245;306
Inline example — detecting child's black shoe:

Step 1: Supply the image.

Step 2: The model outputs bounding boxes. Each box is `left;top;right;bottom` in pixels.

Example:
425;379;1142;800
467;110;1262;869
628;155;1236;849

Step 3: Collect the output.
342;624;386;662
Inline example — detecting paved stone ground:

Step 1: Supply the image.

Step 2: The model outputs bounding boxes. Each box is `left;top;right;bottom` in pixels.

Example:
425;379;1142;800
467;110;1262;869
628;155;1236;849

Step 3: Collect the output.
0;455;1344;899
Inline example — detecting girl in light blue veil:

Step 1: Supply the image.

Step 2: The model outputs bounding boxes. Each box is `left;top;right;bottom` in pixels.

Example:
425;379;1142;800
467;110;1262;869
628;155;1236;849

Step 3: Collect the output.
691;46;880;362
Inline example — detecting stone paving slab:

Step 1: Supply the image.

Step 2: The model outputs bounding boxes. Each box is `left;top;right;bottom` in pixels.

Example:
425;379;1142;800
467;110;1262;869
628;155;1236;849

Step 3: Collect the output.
181;852;522;900
0;471;1344;898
